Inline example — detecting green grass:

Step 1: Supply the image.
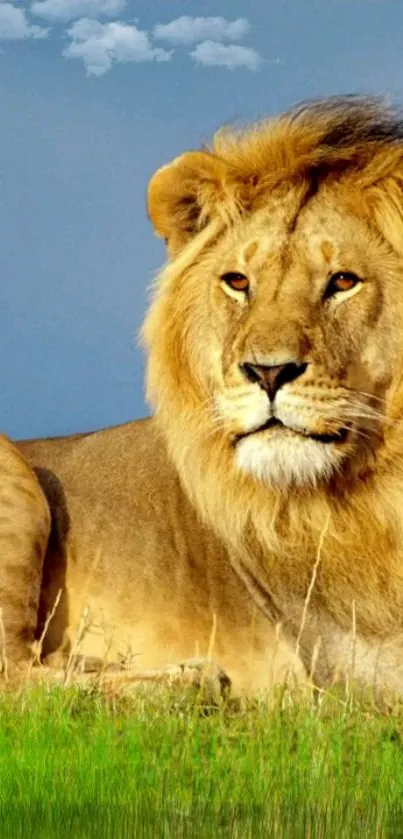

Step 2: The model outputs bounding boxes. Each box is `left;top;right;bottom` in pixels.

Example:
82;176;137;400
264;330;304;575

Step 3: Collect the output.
0;684;402;837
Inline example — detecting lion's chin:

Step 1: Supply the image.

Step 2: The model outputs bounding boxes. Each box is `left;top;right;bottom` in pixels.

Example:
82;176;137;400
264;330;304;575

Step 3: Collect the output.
235;430;348;489
233;417;350;447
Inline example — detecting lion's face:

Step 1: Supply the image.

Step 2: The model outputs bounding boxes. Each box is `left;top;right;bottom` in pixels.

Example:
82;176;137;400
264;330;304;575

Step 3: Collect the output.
210;188;399;488
145;99;403;492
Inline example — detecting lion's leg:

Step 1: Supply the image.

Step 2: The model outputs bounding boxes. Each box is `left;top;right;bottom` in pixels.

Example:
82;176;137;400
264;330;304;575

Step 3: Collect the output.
93;658;231;701
0;435;51;678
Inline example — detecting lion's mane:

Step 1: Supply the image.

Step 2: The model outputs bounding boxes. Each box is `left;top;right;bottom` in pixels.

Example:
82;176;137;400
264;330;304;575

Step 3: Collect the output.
143;96;403;645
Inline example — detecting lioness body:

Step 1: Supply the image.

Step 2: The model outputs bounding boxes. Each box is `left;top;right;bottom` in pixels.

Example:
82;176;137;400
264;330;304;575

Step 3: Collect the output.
17;420;301;693
0;435;50;670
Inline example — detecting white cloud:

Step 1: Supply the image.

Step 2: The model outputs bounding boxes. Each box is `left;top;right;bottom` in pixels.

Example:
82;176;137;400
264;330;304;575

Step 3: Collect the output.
190;41;262;72
153;16;250;46
0;4;48;39
63;18;172;76
31;0;125;23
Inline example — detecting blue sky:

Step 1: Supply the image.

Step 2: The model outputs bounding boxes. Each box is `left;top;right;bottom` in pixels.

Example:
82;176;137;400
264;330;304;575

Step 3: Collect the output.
1;0;402;439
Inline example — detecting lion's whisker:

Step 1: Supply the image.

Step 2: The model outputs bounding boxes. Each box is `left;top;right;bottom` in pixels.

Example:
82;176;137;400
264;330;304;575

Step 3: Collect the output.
345;388;387;405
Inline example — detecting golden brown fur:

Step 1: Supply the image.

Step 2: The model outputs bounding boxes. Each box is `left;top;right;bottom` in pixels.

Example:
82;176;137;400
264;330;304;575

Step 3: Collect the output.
0;435;50;674
6;94;403;693
16;421;298;694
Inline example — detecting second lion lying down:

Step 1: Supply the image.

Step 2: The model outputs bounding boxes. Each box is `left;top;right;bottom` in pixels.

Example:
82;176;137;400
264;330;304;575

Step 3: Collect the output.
3;95;403;695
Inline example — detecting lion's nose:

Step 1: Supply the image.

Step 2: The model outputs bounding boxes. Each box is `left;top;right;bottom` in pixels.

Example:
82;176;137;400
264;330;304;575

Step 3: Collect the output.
240;361;308;400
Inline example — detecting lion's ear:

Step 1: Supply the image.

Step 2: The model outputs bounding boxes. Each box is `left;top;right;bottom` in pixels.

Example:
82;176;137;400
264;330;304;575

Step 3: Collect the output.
147;151;229;255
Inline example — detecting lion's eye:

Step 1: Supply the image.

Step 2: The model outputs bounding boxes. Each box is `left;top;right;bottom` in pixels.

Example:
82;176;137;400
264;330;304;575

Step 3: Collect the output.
220;272;250;293
324;271;361;299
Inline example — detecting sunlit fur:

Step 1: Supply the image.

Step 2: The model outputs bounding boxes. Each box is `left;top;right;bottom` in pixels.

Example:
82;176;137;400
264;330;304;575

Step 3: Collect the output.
143;96;403;679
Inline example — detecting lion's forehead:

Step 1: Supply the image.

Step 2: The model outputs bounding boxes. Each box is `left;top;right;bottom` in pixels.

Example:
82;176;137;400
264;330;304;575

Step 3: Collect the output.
222;190;371;282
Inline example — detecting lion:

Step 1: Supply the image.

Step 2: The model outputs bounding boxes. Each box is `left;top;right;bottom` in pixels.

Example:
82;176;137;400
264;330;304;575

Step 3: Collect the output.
0;435;50;674
6;94;403;695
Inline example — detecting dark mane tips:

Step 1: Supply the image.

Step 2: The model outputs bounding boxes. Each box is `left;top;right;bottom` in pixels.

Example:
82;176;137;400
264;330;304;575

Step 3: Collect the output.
212;94;403;194
291;94;403;152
